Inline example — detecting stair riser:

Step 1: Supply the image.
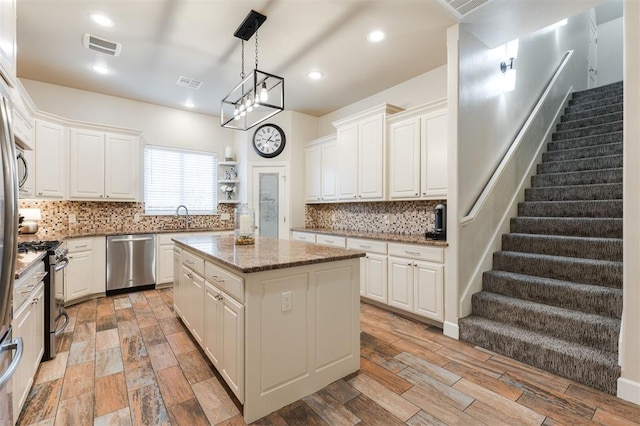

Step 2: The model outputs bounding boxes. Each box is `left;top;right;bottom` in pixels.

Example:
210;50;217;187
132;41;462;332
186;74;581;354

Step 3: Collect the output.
459;321;620;395
501;234;622;261
562;103;623;122
570;88;623;105
552;121;623;141
537;155;622;174
525;183;622;202
548;132;622;151
543;143;622;163
493;252;622;288
571;82;623;98
517;200;622;218
483;271;623;317
471;293;619;352
556;112;623;132
566;95;623;113
531;169;622;188
510;218;623;238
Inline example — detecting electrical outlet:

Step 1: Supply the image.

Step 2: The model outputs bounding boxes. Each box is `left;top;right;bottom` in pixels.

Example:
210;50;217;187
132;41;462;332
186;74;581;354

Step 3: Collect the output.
384;214;389;224
221;213;231;220
281;291;292;312
134;213;141;222
68;214;76;223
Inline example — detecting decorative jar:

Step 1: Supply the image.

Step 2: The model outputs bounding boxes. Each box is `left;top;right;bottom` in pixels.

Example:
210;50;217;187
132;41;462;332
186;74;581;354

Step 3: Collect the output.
234;205;255;245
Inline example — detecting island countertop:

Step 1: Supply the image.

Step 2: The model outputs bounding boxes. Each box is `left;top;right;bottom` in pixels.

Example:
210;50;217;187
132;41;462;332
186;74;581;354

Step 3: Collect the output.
173;234;365;274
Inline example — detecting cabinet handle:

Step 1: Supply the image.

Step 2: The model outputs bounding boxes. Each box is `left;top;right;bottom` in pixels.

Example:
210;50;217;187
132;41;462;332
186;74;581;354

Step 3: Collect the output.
407;263;412;266
75;244;88;248
99;195;103;198
185;259;194;265
404;250;421;256
415;193;418;196
215;294;224;301
106;195;110;198
38;192;43;196
359;245;371;248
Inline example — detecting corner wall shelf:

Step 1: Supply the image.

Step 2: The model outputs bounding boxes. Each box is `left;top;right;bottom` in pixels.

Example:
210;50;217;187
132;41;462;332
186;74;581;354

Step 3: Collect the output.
218;161;239;166
218;200;240;204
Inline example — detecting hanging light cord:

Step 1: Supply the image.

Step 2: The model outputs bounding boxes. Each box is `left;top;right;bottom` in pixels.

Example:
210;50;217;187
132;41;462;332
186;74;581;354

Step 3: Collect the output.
240;40;245;79
255;22;259;71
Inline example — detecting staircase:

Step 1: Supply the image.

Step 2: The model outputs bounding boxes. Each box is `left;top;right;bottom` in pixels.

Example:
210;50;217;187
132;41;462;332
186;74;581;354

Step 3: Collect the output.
459;81;623;395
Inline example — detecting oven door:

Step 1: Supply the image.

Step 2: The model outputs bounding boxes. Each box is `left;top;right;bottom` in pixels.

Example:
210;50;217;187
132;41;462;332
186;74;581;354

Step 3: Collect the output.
49;257;69;359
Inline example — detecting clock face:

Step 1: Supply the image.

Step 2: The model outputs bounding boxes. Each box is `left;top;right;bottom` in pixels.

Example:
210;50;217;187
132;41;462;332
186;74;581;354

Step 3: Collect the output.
252;124;286;158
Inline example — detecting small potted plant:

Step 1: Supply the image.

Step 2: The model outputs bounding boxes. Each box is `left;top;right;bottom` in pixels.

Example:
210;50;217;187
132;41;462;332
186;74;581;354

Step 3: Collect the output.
220;184;236;200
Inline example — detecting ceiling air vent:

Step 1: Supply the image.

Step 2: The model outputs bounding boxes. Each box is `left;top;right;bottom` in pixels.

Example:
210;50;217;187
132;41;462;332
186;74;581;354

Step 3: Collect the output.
176;76;203;89
436;0;493;19
82;33;122;56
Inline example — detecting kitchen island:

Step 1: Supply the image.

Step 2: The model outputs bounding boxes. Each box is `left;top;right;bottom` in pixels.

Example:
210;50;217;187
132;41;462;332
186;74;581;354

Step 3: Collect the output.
172;235;364;423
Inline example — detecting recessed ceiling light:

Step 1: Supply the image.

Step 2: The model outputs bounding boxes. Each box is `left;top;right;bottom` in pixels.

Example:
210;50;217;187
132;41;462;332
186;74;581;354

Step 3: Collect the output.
89;13;115;28
367;30;386;43
183;101;195;108
306;71;324;80
91;65;110;75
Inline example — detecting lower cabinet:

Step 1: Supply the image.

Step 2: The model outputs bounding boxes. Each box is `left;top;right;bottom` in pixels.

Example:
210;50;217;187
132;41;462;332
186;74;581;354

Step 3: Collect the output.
172;246;183;316
181;263;205;346
65;237;106;303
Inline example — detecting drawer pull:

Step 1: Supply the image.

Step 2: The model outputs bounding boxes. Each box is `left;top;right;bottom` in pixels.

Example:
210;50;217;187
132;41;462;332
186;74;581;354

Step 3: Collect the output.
185;259;194;265
74;244;88;248
211;275;225;284
404;250;421;256
325;240;334;243
359;245;371;248
215;294;224;301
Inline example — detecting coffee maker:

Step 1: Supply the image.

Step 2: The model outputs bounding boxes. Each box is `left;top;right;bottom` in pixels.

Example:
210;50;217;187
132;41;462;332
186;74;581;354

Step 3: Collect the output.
426;203;446;240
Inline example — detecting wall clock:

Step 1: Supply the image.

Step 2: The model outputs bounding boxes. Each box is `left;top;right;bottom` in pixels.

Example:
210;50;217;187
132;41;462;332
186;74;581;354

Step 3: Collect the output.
252;123;286;158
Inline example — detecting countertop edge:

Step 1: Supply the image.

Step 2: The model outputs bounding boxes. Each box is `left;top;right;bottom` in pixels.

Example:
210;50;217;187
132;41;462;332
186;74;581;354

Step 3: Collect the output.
290;228;449;247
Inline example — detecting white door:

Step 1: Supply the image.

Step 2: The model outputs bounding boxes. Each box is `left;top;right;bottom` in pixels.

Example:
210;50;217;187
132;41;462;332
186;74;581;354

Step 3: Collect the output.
304;145;321;202
320;140;337;201
105;133;138;200
221;294;244;403
422;112;448;198
69;129;105;199
588;8;598;89
365;253;388;304
204;282;222;368
358;114;385;200
336;123;358;200
35;120;66;198
389;117;421;199
387;256;414;311
251;165;288;240
65;250;93;301
413;261;444;321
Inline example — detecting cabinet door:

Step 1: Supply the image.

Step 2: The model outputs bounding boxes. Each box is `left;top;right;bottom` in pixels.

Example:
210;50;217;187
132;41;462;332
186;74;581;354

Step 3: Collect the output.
358;114;385;200
35;120;66;198
172;248;182;316
190;272;205;346
181;267;193;328
65;250;93;301
414;261;444;321
105;133;138;200
336;123;358;200
421;112;448;198
69;129;105;199
387;256;414;311
222;294;244;403
389;117;421;199
32;284;45;374
304;144;321;202
321;140;337;201
21;149;35;197
12;302;31;419
364;253;388;303
157;244;174;285
204;283;222;368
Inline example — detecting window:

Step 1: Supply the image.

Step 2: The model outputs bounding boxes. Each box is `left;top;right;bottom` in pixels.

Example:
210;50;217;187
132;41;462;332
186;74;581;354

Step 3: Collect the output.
144;145;217;215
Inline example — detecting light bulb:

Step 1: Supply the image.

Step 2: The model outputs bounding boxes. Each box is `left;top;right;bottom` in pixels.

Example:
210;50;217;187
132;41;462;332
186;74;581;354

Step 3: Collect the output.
240;109;246;117
245;95;253;112
234;114;240;121
239;101;246;113
259;82;269;103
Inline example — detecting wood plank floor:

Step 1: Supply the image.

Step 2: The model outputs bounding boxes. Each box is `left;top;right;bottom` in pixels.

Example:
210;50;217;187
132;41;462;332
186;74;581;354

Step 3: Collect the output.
17;289;640;425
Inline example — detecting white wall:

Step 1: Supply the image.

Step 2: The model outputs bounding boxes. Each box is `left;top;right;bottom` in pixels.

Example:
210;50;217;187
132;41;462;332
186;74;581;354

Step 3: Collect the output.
597;17;624;86
21;79;234;154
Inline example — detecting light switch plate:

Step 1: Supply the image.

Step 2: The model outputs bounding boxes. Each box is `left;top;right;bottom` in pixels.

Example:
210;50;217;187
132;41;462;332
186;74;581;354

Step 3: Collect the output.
221;213;231;220
68;213;76;223
282;291;292;312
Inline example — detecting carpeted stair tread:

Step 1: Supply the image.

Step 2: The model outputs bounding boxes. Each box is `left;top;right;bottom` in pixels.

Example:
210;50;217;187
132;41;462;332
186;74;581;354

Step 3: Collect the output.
547;132;622;151
568;87;623;105
562;102;623;123
537;154;622;174
542;142;622;163
470;292;620;352
492;251;622;289
566;94;623;113
556;111;622;132
531;168;622;188
510;217;622;238
517;200;622;218
571;81;622;98
525;182;622;201
458;316;620;395
483;270;622;318
501;233;622;261
552;121;623;141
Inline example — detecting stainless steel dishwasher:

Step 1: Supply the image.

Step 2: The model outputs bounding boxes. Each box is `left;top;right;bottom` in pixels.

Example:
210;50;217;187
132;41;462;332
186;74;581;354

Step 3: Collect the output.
106;234;156;294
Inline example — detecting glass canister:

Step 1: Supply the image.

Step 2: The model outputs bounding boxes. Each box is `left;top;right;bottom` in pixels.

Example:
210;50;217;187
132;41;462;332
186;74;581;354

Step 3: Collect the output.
234;205;255;245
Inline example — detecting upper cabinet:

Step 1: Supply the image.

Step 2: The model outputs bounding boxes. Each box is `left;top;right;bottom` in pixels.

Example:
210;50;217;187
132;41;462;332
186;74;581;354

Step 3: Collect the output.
35;120;66;198
304;135;337;203
388;99;448;200
0;0;16;85
333;104;403;201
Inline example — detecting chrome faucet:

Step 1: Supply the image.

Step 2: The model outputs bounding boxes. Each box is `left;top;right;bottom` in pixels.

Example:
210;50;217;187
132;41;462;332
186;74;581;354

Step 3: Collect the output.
176;205;190;229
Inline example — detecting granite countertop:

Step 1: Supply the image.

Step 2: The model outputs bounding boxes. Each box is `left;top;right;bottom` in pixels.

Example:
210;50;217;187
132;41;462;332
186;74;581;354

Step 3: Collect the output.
15;250;48;279
291;227;449;247
173;234;365;274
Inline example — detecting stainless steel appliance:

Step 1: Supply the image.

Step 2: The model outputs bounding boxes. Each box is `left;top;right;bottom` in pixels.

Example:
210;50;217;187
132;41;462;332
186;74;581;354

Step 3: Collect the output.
106;234;156;294
425;203;447;241
0;84;22;425
15;147;27;196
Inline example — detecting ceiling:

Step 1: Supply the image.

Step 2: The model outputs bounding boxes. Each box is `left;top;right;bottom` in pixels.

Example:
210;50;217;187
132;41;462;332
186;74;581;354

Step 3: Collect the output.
16;0;456;118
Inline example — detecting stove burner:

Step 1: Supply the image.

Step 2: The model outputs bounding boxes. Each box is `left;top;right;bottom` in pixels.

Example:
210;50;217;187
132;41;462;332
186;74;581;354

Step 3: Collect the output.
17;240;60;253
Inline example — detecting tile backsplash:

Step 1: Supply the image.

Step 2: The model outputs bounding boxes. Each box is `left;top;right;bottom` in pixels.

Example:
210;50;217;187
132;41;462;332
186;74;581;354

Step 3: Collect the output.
18;200;235;236
305;200;445;235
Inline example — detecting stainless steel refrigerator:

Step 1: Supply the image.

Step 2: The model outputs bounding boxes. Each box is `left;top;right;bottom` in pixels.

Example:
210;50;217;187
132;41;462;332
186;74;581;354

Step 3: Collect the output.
0;84;22;426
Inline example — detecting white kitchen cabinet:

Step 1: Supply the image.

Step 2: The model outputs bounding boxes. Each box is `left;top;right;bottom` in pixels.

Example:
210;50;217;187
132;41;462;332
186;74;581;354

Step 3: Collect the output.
157;234;178;285
20;149;35;198
316;234;346;248
304;144;321;202
347;238;388;301
181;250;205;345
320;137;337;201
304;135;337;203
204;282;222;368
221;293;244;401
35;120;66;198
388;256;414;311
65;237;106;303
333;104;402;202
69;129;138;201
291;231;316;243
172;246;182;316
414;260;444;320
388;100;448;200
13;107;34;150
0;0;16;85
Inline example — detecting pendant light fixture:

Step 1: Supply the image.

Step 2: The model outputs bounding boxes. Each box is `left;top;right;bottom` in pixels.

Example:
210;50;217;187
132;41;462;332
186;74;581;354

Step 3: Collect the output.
220;10;285;131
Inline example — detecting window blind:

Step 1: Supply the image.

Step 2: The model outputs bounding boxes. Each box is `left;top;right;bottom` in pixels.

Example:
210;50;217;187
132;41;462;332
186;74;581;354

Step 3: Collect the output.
144;145;218;215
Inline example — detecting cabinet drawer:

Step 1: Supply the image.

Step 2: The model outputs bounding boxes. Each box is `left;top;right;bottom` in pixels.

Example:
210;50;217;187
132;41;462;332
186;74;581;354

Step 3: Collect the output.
291;232;316;243
67;238;94;252
388;242;444;263
182;250;204;275
158;233;177;245
316;235;346;248
347;238;387;255
205;261;244;303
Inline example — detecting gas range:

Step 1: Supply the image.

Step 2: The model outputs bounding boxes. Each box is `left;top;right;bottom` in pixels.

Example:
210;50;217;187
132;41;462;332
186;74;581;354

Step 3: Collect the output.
17;240;61;254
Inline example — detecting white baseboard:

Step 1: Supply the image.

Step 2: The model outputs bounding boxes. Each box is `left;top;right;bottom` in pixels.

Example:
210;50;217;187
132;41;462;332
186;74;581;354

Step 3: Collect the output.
617;377;640;405
443;321;459;340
